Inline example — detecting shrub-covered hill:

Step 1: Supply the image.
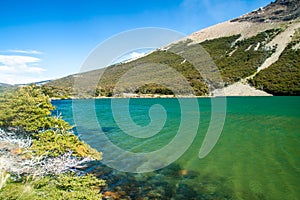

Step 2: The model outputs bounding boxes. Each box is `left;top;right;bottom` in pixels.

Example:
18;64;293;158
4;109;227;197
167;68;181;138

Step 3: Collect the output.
249;28;300;95
44;27;296;97
43;0;300;97
0;83;14;93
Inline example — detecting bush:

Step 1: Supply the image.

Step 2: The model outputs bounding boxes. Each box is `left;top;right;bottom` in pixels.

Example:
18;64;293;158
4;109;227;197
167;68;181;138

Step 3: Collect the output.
31;130;102;159
0;86;105;199
250;42;300;95
0;174;105;200
201;29;281;84
0;85;72;133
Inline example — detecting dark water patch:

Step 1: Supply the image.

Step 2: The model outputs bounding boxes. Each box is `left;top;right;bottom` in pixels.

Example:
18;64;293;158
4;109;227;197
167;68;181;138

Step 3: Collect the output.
83;162;234;200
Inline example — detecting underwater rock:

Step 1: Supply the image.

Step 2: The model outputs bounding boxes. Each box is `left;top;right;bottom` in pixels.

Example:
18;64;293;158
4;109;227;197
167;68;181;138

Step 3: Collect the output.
103;191;120;200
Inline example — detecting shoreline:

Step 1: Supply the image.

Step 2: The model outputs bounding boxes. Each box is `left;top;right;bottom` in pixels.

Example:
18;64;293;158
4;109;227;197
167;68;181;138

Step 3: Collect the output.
50;82;273;101
50;94;277;101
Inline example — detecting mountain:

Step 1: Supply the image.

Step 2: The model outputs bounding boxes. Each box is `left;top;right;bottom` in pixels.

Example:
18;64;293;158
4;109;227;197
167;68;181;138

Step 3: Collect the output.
0;83;11;87
232;0;300;23
0;83;14;93
44;0;300;97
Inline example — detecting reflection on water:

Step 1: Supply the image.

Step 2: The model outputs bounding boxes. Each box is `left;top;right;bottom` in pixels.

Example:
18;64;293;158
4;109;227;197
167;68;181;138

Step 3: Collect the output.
52;97;300;200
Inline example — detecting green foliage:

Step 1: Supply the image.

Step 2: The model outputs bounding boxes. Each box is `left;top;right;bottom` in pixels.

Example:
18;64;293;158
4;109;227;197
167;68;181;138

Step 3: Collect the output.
201;35;241;61
94;50;208;96
0;86;101;159
31;130;102;159
0;86;105;199
201;29;281;84
0;85;72;133
250;42;300;95
135;83;174;95
0;174;105;200
95;87;113;97
41;84;72;99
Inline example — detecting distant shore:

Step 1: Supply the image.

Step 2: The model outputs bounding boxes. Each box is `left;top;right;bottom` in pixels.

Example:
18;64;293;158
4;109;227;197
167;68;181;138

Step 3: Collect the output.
50;82;273;101
50;94;210;101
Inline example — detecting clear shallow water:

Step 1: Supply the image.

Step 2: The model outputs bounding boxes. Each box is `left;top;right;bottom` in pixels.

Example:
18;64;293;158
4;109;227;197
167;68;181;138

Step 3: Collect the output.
52;97;300;200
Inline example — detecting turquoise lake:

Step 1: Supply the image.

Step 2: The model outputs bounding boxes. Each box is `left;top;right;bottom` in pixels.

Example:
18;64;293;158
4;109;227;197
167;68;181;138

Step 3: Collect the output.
52;97;300;200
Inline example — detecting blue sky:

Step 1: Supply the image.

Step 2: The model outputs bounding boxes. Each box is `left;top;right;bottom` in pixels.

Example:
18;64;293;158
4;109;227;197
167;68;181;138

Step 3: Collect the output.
0;0;271;84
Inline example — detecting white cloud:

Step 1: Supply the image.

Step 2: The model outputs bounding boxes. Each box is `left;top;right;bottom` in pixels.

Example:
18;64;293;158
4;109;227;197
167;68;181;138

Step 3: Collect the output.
0;55;40;66
112;51;148;65
6;49;43;55
0;66;12;72
129;52;145;60
0;54;46;84
0;74;52;85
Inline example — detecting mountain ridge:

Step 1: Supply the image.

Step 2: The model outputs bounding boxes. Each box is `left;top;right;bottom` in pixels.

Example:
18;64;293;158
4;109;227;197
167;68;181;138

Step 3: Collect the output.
43;0;300;98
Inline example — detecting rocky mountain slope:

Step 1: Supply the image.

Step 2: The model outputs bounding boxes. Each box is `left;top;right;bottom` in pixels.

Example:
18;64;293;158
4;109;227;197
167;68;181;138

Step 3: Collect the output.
232;0;299;23
44;0;300;97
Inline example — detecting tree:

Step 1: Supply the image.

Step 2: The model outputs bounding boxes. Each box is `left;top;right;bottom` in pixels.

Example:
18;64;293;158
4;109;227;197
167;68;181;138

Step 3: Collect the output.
0;85;71;133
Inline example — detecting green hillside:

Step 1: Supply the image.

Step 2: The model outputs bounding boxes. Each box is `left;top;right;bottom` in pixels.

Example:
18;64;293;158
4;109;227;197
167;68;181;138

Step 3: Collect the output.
249;28;300;95
200;29;280;85
44;27;293;97
0;83;14;93
45;48;209;97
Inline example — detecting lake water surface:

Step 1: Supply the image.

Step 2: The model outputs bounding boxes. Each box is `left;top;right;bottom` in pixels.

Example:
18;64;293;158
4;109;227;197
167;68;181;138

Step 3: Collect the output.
52;97;300;200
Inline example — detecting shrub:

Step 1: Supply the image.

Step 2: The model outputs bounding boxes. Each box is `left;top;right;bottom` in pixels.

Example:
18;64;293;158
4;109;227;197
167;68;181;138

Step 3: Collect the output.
31;130;102;159
0;85;72;133
0;86;105;199
0;174;105;200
